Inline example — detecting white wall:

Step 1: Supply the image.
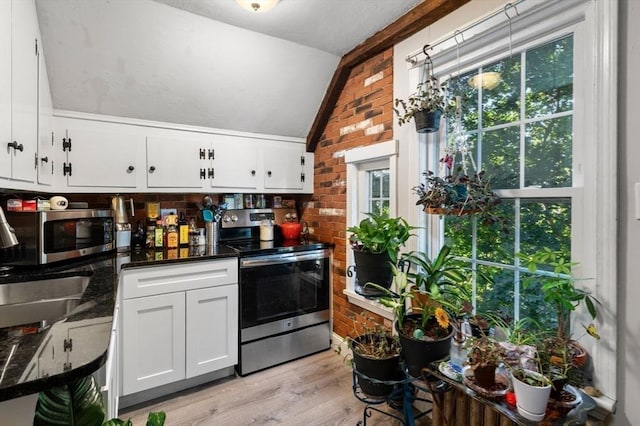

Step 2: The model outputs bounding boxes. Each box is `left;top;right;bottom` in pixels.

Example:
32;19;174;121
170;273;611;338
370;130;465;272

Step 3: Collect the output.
617;0;639;424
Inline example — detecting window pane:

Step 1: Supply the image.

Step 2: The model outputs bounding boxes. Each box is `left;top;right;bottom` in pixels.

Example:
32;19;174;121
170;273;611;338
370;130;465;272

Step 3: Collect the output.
520;199;571;261
525;116;573;188
477;265;516;318
477;200;516;264
481;126;520;189
448;71;478;129
444;214;473;258
519;272;558;331
382;171;390;197
482;56;521;128
526;36;573;118
370;171;381;197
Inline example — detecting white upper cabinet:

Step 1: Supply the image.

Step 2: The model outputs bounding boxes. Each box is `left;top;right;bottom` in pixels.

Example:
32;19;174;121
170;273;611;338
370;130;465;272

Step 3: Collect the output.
49;113;313;193
0;0;39;183
37;40;54;186
0;0;11;179
263;141;305;191
56;118;142;188
146;134;209;189
209;134;260;191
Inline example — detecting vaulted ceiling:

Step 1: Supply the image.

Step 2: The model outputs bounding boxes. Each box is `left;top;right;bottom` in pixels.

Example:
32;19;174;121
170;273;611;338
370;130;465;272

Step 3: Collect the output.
34;0;422;141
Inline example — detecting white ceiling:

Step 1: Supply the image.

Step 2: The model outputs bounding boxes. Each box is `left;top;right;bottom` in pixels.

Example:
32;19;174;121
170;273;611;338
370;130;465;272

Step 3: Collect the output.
34;0;422;140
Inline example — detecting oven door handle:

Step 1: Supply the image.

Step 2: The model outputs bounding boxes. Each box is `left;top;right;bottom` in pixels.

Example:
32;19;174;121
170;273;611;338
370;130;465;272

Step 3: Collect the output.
240;249;330;268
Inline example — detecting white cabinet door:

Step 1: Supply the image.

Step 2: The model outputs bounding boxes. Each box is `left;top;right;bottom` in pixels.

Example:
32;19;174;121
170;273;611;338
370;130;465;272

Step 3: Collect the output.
209;135;260;190
8;0;37;183
146;135;207;188
37;42;54;186
185;284;238;378
263;142;305;191
0;0;11;180
59;123;141;188
122;292;186;395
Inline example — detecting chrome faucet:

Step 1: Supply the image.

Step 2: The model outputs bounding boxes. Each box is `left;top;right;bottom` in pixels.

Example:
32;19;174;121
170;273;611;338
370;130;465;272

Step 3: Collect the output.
0;207;19;248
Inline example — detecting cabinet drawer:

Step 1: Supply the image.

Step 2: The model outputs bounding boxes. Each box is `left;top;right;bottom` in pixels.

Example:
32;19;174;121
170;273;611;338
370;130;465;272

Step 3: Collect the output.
121;258;238;299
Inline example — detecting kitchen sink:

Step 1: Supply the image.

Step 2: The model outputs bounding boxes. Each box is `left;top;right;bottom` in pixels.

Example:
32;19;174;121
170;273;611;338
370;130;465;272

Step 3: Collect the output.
0;274;91;329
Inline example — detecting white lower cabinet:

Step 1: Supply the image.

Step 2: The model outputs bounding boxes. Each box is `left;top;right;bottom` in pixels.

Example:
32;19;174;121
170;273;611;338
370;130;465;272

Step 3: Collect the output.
120;258;238;397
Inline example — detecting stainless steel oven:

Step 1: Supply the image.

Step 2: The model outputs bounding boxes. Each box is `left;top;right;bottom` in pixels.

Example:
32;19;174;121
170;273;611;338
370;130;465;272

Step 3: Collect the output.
220;209;332;376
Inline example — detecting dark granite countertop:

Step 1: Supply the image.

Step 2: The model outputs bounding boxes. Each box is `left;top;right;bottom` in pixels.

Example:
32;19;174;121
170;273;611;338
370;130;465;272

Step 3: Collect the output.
0;246;240;402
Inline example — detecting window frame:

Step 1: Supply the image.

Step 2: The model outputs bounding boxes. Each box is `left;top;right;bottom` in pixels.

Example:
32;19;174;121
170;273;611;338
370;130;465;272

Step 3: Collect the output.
344;140;398;319
397;0;617;409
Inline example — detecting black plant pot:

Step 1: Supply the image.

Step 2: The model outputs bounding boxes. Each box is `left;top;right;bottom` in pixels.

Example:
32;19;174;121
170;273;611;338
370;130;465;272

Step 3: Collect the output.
351;335;402;398
353;250;394;291
396;314;453;378
414;109;442;133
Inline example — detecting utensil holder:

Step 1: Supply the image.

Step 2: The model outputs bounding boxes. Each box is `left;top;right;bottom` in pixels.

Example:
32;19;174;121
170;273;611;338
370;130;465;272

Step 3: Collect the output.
206;221;219;247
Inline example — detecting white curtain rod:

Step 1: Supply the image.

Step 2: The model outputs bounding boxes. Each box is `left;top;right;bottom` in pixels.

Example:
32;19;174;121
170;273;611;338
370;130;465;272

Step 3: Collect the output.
405;0;526;65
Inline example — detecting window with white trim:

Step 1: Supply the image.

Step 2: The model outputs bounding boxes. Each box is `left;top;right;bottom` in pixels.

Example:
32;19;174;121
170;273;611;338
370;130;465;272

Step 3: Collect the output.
344;140;397;320
408;0;617;409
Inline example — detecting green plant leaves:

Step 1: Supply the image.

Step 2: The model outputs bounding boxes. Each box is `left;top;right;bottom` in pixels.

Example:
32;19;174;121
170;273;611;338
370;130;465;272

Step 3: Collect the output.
34;375;105;426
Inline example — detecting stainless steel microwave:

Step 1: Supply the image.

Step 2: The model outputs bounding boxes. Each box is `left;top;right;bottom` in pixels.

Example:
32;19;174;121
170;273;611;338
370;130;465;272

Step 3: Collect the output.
0;209;114;265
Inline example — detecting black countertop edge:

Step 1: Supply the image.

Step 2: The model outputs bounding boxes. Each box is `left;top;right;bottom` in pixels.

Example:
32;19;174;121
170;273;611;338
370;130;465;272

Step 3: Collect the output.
122;245;239;269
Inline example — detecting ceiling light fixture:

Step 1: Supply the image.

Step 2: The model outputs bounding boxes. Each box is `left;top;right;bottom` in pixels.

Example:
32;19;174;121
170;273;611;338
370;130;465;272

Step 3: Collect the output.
235;0;279;13
468;71;502;90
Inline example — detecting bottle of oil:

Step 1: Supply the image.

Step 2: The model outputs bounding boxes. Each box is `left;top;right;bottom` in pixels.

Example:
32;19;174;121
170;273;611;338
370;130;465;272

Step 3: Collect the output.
178;212;189;247
165;214;179;249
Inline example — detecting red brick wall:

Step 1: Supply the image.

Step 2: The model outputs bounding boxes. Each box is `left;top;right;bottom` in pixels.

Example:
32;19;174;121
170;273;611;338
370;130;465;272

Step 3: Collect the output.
300;48;395;339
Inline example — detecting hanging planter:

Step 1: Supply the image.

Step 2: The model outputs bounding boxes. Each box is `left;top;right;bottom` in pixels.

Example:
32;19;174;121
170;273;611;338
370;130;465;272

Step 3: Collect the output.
394;48;449;134
413;108;442;133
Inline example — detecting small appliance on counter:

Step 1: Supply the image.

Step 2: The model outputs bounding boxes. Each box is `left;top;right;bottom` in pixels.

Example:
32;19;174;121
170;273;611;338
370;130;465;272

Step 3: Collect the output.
112;195;134;252
0;209;114;265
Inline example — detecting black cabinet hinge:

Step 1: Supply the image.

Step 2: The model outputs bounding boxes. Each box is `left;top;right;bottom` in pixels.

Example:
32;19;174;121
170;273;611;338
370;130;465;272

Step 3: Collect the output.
199;168;206;179
35;38;38;56
208;149;214;160
208;168;214;179
63;338;73;352
199;148;206;159
301;173;305;183
300;155;305;166
63;162;72;176
62;137;72;152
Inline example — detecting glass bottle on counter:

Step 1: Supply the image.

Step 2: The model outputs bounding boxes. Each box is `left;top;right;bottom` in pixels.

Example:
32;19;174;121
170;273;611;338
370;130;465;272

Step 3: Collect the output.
165;215;179;249
189;217;198;247
178;212;189;247
146;221;156;249
154;219;164;249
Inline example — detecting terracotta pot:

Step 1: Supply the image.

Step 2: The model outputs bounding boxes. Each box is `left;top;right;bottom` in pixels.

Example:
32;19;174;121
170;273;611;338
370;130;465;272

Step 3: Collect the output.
569;340;588;367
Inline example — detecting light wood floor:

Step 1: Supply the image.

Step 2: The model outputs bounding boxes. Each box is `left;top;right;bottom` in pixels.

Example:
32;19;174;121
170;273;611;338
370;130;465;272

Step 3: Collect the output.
120;349;434;426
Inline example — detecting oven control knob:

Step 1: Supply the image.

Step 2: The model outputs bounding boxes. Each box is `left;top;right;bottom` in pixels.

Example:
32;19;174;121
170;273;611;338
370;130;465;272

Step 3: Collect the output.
231;215;238;222
223;215;231;223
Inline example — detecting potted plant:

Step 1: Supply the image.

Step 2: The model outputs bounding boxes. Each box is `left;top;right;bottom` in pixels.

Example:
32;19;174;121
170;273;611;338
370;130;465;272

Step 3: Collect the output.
369;246;472;378
394;75;448;133
462;335;506;389
341;312;402;399
347;212;415;292
413;167;505;231
510;366;553;422
516;247;600;368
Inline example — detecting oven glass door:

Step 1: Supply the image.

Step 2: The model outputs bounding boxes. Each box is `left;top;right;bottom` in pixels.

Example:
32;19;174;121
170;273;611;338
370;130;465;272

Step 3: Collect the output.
240;250;330;329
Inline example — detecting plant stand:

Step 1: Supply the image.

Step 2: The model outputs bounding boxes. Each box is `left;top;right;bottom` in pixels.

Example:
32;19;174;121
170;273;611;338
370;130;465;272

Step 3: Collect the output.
352;363;448;425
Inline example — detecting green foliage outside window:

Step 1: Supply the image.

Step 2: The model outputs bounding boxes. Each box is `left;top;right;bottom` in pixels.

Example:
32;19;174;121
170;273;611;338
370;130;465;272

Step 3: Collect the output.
437;35;574;326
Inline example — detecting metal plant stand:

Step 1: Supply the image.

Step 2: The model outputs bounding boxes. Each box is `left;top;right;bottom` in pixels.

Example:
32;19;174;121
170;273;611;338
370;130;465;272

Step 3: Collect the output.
352;364;449;425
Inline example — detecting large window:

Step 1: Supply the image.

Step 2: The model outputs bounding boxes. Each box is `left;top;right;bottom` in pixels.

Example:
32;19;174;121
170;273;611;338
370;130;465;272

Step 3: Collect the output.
406;0;617;407
438;35;574;330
